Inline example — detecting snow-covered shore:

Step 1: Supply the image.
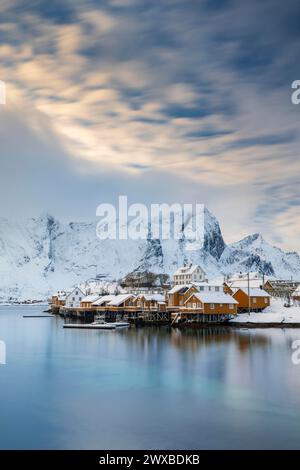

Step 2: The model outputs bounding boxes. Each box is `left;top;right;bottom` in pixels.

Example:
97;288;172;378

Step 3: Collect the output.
230;299;300;325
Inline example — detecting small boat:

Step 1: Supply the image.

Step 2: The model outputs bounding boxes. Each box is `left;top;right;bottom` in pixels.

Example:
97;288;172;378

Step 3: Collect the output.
63;319;130;330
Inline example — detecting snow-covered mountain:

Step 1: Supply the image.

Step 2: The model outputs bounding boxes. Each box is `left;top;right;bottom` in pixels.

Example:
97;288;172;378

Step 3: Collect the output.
0;209;299;300
220;233;300;279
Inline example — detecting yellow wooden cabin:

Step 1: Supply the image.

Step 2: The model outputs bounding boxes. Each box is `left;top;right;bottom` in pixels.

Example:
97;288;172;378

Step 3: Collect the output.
80;294;101;309
233;288;270;312
167;285;198;310
184;292;238;315
133;294;166;312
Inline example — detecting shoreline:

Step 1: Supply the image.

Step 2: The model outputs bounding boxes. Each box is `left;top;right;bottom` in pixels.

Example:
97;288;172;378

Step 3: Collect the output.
2;304;300;328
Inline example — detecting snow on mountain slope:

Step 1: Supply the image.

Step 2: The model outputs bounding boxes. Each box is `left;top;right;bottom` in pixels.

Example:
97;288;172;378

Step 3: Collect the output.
220;233;300;278
0;210;299;300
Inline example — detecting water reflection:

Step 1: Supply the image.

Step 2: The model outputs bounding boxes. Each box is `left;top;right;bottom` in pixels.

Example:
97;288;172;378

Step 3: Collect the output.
1;306;300;450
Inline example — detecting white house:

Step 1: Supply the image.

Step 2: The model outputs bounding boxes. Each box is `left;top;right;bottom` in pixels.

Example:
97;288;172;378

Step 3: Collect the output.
65;287;86;308
173;265;206;285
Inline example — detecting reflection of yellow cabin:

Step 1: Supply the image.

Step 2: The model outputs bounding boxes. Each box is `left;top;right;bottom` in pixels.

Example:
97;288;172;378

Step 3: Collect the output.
233;288;270;312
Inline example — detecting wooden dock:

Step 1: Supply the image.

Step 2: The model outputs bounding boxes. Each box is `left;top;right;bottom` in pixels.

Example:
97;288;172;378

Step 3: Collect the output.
51;304;236;328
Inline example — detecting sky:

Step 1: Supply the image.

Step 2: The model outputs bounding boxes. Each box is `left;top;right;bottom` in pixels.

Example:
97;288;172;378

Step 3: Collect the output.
0;0;300;251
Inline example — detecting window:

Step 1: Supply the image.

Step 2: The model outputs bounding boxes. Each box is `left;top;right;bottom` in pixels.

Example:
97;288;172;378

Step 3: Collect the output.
264;298;268;303
193;303;196;309
210;304;214;309
72;297;75;301
229;304;234;309
76;291;78;295
215;286;220;292
79;297;82;301
200;286;204;291
253;297;257;304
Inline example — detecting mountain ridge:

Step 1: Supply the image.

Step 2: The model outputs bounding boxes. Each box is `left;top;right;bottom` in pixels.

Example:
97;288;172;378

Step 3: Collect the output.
0;209;299;300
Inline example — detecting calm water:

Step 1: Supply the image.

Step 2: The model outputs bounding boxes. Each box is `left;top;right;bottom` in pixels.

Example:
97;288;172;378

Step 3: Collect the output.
0;305;300;449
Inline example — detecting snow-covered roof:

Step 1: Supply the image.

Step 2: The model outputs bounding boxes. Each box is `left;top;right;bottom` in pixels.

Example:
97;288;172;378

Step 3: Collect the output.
185;292;238;304
57;292;66;300
173;265;205;276
226;279;265;289
92;295;115;306
265;279;299;286
107;294;135;306
168;284;193;294
81;294;101;303
66;287;85;298
292;285;300;296
193;281;224;288
228;272;264;281
237;288;270;297
138;294;165;302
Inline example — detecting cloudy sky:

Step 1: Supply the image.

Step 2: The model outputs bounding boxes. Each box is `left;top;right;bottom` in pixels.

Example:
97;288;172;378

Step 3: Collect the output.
0;0;299;251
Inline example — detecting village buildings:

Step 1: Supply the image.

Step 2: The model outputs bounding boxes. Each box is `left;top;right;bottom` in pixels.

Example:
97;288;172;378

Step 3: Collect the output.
51;263;300;324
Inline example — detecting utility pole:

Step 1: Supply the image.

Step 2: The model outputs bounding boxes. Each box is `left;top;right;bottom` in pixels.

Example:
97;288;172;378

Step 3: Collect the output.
248;271;251;315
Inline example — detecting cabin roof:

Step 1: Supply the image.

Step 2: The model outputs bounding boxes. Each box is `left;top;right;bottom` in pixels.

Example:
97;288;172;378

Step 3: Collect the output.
185;292;238;304
226;279;265;289
265;280;300;287
66;287;85;298
81;294;101;303
168;284;193;294
138;294;165;302
236;288;270;297
292;285;300;296
92;295;115;306
107;294;135;306
193;281;223;288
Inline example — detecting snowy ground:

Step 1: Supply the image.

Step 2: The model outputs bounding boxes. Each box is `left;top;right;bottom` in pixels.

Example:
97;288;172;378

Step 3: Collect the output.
231;299;300;324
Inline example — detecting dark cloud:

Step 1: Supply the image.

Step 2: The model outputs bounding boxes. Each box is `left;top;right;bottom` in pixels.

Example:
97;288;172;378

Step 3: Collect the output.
0;0;300;250
227;130;297;150
185;128;234;139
